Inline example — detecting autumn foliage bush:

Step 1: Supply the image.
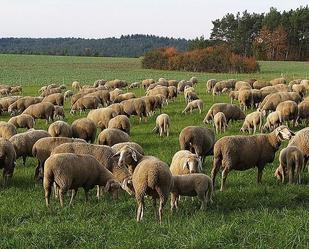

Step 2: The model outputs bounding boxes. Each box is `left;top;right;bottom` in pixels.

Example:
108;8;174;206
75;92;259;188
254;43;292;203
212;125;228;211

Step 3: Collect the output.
142;45;259;73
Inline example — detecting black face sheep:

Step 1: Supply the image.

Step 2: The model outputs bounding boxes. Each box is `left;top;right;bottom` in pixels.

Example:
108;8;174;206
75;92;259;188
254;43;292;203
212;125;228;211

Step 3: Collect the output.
97;128;130;147
0;138;16;185
43;153;121;207
0;122;17;140
48;121;72;138
71;118;97;143
108;115;131;135
152;114;170;137
179;126;215;162
275;146;305;184
182;99;203;114
240;111;262;134
9;129;51;166
23;102;55;123
170;150;202;175
87;107;117;130
213;112;228;134
211;125;295;191
8;114;35;129
171;174;213;211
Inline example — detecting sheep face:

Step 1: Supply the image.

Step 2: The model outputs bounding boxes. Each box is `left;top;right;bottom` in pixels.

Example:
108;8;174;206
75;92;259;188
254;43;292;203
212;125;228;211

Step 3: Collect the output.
121;177;134;195
183;156;202;174
274;166;284;183
114;146;137;167
104;179;121;198
275;126;295;141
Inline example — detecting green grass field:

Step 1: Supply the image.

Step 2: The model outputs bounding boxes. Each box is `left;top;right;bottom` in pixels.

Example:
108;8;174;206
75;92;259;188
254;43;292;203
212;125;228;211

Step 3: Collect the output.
0;54;308;249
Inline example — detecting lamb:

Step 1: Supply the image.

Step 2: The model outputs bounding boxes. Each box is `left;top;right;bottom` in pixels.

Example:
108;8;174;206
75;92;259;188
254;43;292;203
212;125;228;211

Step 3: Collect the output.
206;79;217;93
275;100;298;127
121;98;147;122
23;102;54;123
9;129;51;166
108;115;131;134
0;138;16;185
48;121;72;138
42;93;64;106
53;105;65;120
8;114;35;129
263;111;282;131
70;96;100;114
71;118;97;143
288;127;309;167
170;174;213;211
182;99;203;114
203;103;245;124
87;107;117;130
179;126;215;162
43;153;121;207
211;125;294;191
240;111;263;134
152;113;170;137
97;128;130;146
213;112;227;134
72;81;82;91
113;92;136;103
0;122;17;139
120;152;173;223
170;150;202;175
275;146;304;184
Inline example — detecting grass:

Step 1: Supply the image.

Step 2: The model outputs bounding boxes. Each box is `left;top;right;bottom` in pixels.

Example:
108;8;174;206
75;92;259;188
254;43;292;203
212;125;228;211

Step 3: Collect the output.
0;54;308;249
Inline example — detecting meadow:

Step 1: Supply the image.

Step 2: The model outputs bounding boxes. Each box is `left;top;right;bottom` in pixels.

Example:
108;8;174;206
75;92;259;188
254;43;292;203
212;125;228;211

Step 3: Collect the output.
0;54;308;249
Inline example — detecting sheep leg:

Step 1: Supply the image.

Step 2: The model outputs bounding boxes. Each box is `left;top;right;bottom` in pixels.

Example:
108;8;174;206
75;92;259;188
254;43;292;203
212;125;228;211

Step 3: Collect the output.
84;189;89;202
44;182;52;208
136;199;144;222
198;192;207;210
211;157;221;190
153;197;158;219
170;193;178;212
59;189;65;207
253;124;256;134
257;167;264;183
156;187;166;224
22;156;26;166
220;168;229;192
96;186;102;200
69;189;77;206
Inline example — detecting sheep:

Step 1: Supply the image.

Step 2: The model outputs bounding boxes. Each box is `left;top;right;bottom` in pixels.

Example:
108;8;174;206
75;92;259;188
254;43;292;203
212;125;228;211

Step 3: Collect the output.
229;91;239;103
97;128;130;146
270;77;286;85
182;99;203;114
275;100;298;127
0;122;17;140
8;96;42;115
23;102;54;123
48;121;72;138
108;103;124;115
213;112;227;134
189;77;198;85
43;153;121;207
167;86;177;100
206;79;217;93
292;84;306;97
288;127;309;167
142;79;155;90
275;146;305;184
288;79;302;88
168;80;179;87
64;90;74;100
120;153;173;223
113;92;136;103
71;118;97;143
42;93;64;106
203;103;245;124
238;89;253;111
93;79;107;88
251;89;263;107
140;96;156;116
108;115;131;134
8;114;35;129
0;138;16;185
263;111;282;131
185;91;199;103
170;150;202;175
0;96;22;112
152;114;170;137
10;86;22;95
129;82;141;89
87;107;117;130
170;174;213;211
70;96;100;114
72;81;82;91
177;80;193;93
105;79;127;89
41;87;62;97
211;125;294;191
111;142;144;157
297;100;309;125
212;80;236;95
53;105;65;120
300;79;309;90
240;111;263;134
121;98;147;122
9;129;51;166
179;126;215;162
253;80;271;90
147;86;169;101
235;81;252;91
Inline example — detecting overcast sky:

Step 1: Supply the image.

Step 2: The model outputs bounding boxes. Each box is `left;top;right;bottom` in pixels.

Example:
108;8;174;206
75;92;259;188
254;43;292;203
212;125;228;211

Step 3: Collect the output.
0;0;307;39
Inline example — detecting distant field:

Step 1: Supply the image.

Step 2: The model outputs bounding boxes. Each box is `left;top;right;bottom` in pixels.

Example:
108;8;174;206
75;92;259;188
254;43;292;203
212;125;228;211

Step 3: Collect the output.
0;54;308;249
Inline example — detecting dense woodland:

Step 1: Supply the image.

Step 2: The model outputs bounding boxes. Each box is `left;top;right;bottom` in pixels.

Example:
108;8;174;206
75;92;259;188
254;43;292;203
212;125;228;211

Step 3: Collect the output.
0;6;308;60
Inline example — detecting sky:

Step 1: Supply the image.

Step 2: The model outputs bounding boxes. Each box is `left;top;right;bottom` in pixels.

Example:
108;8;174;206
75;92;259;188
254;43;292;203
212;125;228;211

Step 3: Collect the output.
0;0;307;39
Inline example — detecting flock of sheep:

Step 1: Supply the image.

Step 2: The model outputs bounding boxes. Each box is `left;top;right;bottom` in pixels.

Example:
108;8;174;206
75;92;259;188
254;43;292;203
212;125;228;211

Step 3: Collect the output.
0;76;308;223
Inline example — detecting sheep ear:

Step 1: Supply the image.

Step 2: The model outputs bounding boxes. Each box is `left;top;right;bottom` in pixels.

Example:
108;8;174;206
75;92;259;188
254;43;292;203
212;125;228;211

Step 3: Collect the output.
132;150;137;162
104;180;111;192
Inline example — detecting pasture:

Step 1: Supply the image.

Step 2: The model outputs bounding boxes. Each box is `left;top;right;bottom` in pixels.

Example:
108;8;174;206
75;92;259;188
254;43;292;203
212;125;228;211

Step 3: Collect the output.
0;54;308;249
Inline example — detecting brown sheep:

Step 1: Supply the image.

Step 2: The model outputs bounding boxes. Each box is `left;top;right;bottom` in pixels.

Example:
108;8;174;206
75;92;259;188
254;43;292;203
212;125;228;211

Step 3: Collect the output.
48;121;72;138
0;122;17;139
121;98;147;122
23;102;54;123
87;107;117;130
108;115;131;134
275;100;298;127
113;93;136;103
71;118;97;143
97;128;130;146
8;114;35;129
42;93;64;106
0;138;16;185
70;96;100;113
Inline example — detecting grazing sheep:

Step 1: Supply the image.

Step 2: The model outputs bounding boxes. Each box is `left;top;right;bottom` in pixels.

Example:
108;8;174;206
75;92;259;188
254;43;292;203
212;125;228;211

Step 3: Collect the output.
53;105;65;120
270;77;286;85
170;174;213;211
140;96;156;116
276;146;304;184
212;80;236;95
297;100;309;125
23;102;54;123
275;100;298;127
10;86;22;95
182;99;203;114
211;126;295;191
48;121;72;138
213;112;227;134
129;82;141;89
8;96;42;115
263;111;282;131
43;153;121;207
84;90;110;107
109;88;123;103
203;103;245;124
0;122;17;139
152;114;170;137
105;79;127;89
253;80;271;90
235;81;252;91
9;129;51;166
71;118;97;143
97;128;130;146
288;127;309;167
229;91;239;104
185;91;199;103
167;86;177;100
108;115;131;134
170;150;202;175
72;81;82;91
93;79;107;88
41;87;62;97
292;84;306;97
142;79;155;90
251;89;263;107
64;90;74;100
147;86;169;101
206;79;217;93
108;103;124;115
0;96;22;112
42;93;64;106
168;80;179;87
0;138;16;185
8;114;35;129
111;142;144;157
189;77;198;85
113;92;136;103
179;126;215;162
70;96;100;114
177;80;193;93
87;107;117;130
121;98;147;122
238;89;253;111
121;154;172;223
240;111;263;134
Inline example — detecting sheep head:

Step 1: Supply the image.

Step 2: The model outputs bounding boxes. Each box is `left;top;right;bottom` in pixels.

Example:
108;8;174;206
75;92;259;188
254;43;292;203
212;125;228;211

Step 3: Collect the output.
121;177;134;196
113;146;138;168
275;126;295;141
183;154;202;174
